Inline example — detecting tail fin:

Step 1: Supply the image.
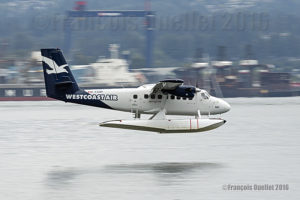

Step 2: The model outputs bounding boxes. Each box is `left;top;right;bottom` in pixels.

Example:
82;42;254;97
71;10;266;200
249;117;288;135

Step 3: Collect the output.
41;48;79;100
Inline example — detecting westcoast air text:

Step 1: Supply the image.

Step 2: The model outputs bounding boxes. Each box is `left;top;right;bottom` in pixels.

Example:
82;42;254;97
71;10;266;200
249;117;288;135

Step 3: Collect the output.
65;94;118;101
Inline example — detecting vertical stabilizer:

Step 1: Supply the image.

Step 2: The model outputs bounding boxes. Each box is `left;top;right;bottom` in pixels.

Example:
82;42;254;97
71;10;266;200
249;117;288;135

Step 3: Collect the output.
41;48;79;99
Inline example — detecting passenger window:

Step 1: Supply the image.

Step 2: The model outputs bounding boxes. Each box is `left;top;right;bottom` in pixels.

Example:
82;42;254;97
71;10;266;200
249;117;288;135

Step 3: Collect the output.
158;94;162;99
151;94;155;99
176;96;181;100
133;94;138;99
144;94;149;99
171;95;175;100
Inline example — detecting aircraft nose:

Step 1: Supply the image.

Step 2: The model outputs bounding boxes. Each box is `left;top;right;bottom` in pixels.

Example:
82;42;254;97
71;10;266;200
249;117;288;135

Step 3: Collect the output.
221;99;231;113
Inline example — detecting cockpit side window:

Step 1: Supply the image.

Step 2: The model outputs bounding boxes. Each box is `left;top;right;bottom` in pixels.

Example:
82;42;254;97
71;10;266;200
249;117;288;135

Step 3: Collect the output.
204;91;210;99
201;91;210;99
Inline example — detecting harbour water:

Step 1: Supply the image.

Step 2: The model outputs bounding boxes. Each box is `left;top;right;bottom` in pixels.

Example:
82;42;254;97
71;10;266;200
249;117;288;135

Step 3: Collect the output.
0;98;299;200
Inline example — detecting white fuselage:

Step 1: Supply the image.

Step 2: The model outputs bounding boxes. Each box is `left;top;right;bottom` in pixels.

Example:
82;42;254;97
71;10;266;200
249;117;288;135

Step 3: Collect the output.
83;84;231;116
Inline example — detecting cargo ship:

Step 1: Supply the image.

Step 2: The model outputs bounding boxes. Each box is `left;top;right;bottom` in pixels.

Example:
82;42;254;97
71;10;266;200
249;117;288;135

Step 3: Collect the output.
0;45;145;101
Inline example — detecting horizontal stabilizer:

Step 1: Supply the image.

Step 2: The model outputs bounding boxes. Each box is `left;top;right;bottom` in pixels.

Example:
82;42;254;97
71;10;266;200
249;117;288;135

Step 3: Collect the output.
55;76;73;88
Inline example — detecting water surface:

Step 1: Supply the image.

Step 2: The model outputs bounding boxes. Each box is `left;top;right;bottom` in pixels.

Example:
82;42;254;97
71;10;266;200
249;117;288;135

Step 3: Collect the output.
0;98;299;200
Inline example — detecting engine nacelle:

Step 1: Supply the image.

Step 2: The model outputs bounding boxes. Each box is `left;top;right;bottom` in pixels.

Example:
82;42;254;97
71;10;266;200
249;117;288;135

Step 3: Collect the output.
163;85;197;98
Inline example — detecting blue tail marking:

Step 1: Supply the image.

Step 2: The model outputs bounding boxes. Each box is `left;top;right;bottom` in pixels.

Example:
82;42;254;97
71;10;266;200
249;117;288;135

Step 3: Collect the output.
41;48;112;109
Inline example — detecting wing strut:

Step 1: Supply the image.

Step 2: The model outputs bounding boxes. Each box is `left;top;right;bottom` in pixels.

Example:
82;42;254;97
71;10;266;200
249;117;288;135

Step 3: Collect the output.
149;94;168;120
149;108;166;120
197;109;201;119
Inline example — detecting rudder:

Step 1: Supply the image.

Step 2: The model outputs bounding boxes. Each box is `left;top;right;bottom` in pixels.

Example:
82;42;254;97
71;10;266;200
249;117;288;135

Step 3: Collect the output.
41;48;79;100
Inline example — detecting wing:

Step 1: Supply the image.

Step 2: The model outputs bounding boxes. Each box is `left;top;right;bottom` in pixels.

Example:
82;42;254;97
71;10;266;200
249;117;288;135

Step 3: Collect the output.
151;79;184;94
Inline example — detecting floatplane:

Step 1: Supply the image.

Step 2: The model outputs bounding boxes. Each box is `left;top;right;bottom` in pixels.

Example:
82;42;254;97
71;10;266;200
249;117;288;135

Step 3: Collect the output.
41;48;231;133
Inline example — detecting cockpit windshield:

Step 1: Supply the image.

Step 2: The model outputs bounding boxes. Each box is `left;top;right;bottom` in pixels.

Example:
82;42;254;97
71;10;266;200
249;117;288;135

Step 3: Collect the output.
200;90;210;99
